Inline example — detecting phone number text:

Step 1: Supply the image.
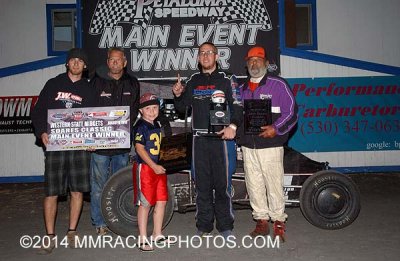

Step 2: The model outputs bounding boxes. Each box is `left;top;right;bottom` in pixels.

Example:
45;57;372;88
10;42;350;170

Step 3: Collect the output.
300;119;400;137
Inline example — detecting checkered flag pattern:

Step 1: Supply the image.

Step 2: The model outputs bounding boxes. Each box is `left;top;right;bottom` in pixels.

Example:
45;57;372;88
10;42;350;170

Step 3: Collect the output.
215;0;272;31
89;0;153;35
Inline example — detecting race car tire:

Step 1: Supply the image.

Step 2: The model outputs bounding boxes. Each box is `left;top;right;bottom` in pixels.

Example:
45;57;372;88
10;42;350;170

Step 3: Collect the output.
300;170;361;230
101;166;175;237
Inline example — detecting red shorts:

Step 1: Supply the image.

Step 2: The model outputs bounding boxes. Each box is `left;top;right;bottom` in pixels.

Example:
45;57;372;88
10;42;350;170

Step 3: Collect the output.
133;163;168;207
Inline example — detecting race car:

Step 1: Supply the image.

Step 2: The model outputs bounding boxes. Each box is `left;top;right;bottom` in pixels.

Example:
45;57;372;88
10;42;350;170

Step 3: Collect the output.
100;133;361;237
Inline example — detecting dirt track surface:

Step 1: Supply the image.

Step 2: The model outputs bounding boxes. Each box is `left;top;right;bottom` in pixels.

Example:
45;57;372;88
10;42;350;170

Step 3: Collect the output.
1;173;400;261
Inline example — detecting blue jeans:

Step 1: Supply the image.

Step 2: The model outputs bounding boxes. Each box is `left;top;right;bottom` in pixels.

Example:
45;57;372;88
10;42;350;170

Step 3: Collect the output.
90;152;129;228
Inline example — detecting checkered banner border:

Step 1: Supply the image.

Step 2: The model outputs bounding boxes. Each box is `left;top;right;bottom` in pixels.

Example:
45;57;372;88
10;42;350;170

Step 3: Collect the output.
214;0;272;31
89;0;153;35
89;0;272;35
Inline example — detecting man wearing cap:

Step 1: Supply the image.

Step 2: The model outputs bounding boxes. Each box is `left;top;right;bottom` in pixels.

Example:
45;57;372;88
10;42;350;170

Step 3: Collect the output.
31;48;96;254
90;47;140;235
238;46;298;242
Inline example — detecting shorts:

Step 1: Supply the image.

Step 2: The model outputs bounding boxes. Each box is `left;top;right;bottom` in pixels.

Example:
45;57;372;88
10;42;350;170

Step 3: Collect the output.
133;163;168;207
44;150;91;196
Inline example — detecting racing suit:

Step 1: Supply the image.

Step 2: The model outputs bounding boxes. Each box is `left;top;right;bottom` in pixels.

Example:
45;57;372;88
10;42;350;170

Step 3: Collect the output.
174;69;242;233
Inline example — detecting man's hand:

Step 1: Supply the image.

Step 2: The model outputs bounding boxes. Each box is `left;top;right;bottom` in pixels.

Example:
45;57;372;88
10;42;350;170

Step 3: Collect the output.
217;124;237;140
41;133;49;147
259;125;277;138
86;147;96;152
172;73;184;97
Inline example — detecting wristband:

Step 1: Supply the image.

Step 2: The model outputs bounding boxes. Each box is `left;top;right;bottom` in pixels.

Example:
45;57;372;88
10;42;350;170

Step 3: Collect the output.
228;124;237;131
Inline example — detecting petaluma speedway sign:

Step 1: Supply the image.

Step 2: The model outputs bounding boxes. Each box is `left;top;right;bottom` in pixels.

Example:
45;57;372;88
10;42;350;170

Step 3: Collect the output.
82;0;279;79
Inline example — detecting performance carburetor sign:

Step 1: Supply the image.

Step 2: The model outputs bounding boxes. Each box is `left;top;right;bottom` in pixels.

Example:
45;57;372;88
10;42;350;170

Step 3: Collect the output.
288;76;400;152
47;106;130;151
82;0;279;79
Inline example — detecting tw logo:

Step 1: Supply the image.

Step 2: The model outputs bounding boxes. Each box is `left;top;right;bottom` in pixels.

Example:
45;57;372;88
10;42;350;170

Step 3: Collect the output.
55;92;72;101
55;92;82;102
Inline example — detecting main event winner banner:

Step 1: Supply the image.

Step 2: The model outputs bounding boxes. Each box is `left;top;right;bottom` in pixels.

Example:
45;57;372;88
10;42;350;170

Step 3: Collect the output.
82;0;279;79
47;106;130;151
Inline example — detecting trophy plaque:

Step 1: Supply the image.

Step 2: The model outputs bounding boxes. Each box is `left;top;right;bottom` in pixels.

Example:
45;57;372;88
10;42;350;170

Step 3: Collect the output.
244;99;272;134
158;132;192;174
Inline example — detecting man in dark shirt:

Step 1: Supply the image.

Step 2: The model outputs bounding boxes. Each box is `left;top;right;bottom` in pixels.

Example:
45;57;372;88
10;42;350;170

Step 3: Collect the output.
90;47;140;235
31;48;95;254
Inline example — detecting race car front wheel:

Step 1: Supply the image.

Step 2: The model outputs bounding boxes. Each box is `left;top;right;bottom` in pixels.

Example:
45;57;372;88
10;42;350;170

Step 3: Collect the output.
300;170;361;230
101;166;174;237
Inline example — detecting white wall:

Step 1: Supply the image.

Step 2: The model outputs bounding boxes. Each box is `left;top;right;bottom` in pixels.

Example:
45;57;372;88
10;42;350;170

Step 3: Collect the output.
280;56;389;78
317;0;400;67
279;1;400;168
303;151;399;170
0;65;65;177
0;0;76;68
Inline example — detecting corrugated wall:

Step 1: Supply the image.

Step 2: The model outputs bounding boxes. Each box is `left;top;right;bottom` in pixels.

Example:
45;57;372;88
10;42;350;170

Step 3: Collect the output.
0;65;66;177
1;0;400;177
280;56;389;78
2;58;398;178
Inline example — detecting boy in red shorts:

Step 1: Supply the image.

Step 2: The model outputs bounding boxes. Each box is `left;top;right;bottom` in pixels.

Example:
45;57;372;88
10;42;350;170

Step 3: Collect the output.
132;93;174;252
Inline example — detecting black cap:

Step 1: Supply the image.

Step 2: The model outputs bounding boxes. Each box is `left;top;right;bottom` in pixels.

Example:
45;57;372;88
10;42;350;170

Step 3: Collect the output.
66;48;88;66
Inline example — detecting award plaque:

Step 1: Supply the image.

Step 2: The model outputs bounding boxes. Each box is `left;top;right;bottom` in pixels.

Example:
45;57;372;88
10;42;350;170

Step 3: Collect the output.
159;132;192;174
244;99;272;134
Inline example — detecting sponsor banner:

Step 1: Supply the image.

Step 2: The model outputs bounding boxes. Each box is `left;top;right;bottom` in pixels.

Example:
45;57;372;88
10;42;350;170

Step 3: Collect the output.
288;76;400;152
0;96;37;135
82;0;279;79
47;106;130;151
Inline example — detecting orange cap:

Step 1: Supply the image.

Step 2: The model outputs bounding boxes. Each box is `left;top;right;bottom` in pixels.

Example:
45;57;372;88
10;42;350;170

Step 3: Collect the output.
245;46;266;60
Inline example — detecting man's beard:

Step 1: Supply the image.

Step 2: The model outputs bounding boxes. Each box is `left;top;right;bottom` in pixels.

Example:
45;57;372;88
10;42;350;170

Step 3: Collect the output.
249;66;267;78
